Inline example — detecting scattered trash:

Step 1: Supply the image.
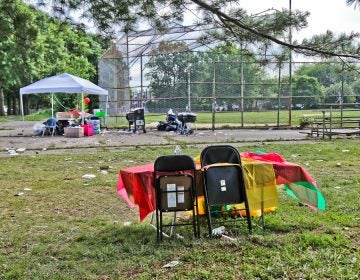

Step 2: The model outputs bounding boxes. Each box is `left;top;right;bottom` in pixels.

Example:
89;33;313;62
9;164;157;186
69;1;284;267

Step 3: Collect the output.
176;233;184;239
163;261;180;268
123;221;132;226
82;174;96;179
212;226;226;236
291;154;301;158
220;234;237;242
16;148;26;153
336;162;341;167
8;150;18;156
15;192;25;196
174;145;181;155
33;123;44;136
304;162;309;166
100;170;108;174
23;188;32;191
83;183;89;186
334;186;341;189
316;159;324;162
342;150;350;153
42;148;47;151
64;158;72;161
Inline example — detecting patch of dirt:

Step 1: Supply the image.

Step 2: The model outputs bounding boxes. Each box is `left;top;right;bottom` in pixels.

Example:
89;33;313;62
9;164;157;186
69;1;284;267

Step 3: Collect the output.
0;120;312;157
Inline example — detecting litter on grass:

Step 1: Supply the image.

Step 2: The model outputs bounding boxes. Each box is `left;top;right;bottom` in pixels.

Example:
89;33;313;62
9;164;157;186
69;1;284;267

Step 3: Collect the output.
82;174;96;179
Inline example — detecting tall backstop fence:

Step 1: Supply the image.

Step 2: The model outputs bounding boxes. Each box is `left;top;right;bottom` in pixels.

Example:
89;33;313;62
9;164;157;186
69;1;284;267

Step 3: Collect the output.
98;51;360;129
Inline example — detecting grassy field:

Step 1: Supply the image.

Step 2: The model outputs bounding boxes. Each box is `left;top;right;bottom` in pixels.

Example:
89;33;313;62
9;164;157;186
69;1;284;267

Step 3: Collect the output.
6;108;357;129
105;110;306;128
0;140;359;279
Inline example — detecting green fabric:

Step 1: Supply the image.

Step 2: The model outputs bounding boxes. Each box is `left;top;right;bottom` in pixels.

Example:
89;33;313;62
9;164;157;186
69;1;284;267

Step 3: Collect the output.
284;181;326;211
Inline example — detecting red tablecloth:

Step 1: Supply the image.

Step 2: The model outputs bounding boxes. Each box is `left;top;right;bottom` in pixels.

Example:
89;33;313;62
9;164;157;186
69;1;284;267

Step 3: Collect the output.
117;153;324;221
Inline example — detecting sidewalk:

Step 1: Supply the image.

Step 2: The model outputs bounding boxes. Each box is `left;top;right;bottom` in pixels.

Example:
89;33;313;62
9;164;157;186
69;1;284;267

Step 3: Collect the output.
0;121;311;156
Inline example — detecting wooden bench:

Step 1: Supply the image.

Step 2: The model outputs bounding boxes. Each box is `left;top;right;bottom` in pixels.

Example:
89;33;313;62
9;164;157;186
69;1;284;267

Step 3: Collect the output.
302;110;360;139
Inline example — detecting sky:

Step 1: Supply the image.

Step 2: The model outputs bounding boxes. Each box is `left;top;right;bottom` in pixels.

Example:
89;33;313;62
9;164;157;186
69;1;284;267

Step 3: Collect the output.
238;0;359;41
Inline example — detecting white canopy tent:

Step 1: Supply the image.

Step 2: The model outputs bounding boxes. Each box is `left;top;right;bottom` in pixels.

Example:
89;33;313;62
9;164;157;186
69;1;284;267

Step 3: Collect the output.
19;73;108;120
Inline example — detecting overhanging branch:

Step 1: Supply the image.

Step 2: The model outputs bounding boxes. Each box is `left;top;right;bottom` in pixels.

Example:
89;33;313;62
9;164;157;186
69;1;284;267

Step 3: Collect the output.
191;0;360;60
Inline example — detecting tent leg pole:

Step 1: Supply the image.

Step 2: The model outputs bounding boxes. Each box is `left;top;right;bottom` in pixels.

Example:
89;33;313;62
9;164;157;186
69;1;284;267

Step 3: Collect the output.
20;93;24;122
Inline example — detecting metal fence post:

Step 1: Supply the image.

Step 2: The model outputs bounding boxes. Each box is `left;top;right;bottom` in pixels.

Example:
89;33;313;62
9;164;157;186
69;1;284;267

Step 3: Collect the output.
212;62;216;131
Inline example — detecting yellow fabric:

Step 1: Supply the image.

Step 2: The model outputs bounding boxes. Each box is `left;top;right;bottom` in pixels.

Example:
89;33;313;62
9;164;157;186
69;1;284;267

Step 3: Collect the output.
242;158;279;211
193;156;279;216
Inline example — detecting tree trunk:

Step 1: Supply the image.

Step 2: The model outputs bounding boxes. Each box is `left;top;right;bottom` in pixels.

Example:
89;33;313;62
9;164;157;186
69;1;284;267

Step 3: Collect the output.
23;95;29;115
0;88;5;116
12;94;18;115
6;94;11;115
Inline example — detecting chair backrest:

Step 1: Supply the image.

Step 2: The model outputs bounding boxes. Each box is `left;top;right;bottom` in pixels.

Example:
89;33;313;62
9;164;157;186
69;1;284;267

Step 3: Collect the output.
200;145;241;167
154;155;195;172
203;165;246;205
154;155;196;212
46;118;57;127
201;145;246;205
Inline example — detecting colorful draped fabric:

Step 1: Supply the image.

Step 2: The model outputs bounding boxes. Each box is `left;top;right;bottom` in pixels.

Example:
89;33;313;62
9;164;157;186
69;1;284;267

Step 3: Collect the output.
240;152;326;211
117;153;326;221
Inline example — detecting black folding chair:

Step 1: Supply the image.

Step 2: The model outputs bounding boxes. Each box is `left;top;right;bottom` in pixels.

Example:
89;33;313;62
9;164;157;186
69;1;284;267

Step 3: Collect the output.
153;155;200;242
200;145;252;237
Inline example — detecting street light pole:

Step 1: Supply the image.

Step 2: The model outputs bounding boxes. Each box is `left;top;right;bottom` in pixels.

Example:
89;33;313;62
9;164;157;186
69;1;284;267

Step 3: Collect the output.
187;64;192;111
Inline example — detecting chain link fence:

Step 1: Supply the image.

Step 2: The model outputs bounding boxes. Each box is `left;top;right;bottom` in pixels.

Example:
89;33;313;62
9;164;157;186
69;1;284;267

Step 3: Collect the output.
99;51;360;129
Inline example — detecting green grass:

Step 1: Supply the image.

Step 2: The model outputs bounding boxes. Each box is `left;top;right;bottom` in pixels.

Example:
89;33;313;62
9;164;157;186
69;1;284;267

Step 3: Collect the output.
3;108;358;129
106;109;356;128
107;110;306;127
0;141;359;279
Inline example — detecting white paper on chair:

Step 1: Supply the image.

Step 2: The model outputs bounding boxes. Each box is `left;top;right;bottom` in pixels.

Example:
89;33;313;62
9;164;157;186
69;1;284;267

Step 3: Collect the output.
177;186;184;203
220;179;227;191
167;184;176;208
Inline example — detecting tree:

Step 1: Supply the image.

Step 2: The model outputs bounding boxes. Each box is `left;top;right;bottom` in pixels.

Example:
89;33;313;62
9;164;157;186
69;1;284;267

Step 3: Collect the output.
34;0;360;60
295;62;359;88
146;42;266;111
323;83;354;103
291;75;323;107
347;0;360;10
0;1;108;115
0;0;38;115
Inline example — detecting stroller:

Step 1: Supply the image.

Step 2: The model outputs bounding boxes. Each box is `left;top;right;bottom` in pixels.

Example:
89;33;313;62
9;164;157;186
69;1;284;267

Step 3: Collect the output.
177;112;197;135
157;109;180;132
157;109;196;135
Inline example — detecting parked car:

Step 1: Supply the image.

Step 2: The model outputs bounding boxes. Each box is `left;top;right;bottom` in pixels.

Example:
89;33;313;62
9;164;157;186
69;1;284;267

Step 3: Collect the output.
293;104;305;110
231;103;240;111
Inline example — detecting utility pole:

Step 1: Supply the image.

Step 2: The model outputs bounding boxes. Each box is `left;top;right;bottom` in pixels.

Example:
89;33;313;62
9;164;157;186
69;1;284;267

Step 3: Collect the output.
288;0;293;126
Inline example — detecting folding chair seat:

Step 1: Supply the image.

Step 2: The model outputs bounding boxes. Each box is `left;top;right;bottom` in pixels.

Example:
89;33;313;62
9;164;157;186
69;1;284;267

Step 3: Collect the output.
42;118;57;136
200;145;252;237
153;155;200;242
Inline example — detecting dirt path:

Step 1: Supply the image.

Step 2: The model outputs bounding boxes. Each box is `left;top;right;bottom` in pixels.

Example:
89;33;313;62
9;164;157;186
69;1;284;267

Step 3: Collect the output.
0;120;313;157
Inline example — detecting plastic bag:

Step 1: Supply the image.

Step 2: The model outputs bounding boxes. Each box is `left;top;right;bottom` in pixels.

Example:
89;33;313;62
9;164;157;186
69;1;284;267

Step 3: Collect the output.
33;123;45;136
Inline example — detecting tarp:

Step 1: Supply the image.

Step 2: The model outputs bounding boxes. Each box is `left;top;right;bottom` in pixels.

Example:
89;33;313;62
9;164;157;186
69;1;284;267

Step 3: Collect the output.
240;152;326;211
19;73;108;119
